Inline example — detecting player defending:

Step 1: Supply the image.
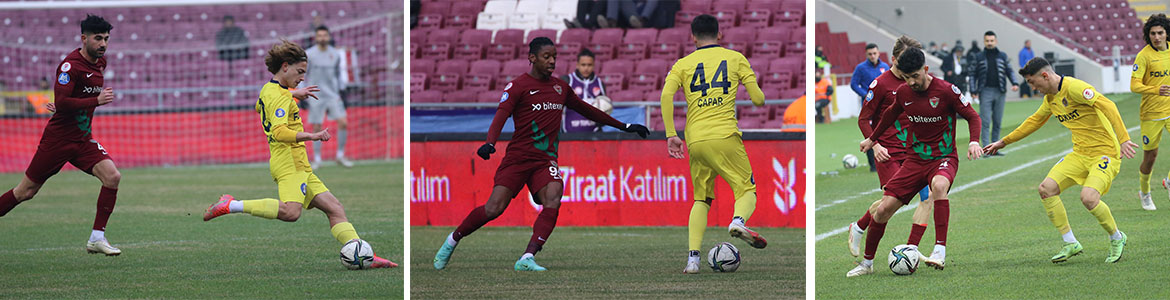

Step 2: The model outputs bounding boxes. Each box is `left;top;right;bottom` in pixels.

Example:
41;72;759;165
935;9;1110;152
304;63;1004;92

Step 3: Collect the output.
985;57;1134;263
1133;14;1170;210
848;36;939;260
432;37;650;271
850;48;983;277
0;15;123;256
304;25;353;169
658;14;769;274
203;40;397;269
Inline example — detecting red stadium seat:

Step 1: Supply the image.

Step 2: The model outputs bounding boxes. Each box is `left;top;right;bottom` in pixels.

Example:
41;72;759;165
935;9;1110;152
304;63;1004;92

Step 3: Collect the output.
436;59;470;74
470;60;502;76
478;91;504;103
412;58;436;74
586;43;615;60
605;59;635;77
452;44;484;60
774;10;803;28
713;11;737;28
485;43;518;61
429;74;461;91
749;57;771;74
616;43;648;60
681;0;712;12
741;9;772;29
674;10;700;27
417;14;442;29
560;28;592;45
627;73;660;91
413;90;443;103
444;90;479;103
410;73;427;93
610;90;645;102
527;29;558;42
421;43;451;60
427;29;460;44
649;42;682;59
462;74;494;91
498;59;530;85
494;28;525;45
752;41;783;58
635;58;669;75
722;0;748;15
598;73;626;90
558;42;585;58
658;27;690;43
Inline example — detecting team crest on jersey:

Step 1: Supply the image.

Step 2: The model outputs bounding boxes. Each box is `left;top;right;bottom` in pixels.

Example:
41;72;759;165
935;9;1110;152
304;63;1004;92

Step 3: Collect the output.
951;85;961;95
504;82;513;90
500;92;509;103
60;62;71;72
1082;88;1094;100
57;73;69;84
929;97;940;108
869;79;877;88
865;91;874;102
1134;63;1140;71
554;85;563;95
275;108;286;118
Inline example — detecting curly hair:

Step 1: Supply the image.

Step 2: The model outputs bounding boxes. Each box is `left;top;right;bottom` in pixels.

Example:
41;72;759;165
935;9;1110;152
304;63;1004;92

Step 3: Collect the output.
264;39;307;74
1144;14;1170;47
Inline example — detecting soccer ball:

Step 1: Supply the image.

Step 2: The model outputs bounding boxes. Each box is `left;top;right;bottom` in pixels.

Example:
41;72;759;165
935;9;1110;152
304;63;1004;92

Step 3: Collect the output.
340;239;374;270
595;95;614;114
887;244;920;275
843;154;859;169
707;242;741;272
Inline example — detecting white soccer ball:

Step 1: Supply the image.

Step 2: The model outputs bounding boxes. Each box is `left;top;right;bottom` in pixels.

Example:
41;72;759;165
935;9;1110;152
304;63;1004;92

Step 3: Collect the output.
888;244;920;275
595;95;614;114
843;154;859;169
340;239;374;270
707;242;741;272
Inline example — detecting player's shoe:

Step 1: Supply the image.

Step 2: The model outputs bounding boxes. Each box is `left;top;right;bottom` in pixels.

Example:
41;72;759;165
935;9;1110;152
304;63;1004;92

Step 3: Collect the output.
922;246;945;270
683;256;701;274
310;160;321;170
1162;177;1169;190
1050;241;1083;263
336;156;354;168
433;241;456;270
1140;192;1157;210
846;262;874;277
1105;231;1127;263
848;222;863;257
202;194;234;221
514;256;547;271
729;223;768;249
369;255;399;268
85;239;121;256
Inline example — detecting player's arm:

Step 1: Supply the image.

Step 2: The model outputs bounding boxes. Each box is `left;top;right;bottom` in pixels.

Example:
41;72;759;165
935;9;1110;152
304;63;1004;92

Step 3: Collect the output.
1094;95;1139;158
53;68;107;111
1129;54;1164;95
861;97;903;152
264;93;327;143
661;65;686;158
856;88;880;138
987;102;1050;154
480;89;518;159
568;86;648;137
955;94;985;159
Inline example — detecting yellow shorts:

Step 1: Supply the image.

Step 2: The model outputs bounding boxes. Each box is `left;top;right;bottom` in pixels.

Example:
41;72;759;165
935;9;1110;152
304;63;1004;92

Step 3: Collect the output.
1046;152;1120;195
276;171;329;208
1139;119;1170;151
688;135;756;201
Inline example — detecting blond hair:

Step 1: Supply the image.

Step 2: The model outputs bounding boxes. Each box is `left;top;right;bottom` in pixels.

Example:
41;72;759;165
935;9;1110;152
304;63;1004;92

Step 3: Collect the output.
891;35;923;59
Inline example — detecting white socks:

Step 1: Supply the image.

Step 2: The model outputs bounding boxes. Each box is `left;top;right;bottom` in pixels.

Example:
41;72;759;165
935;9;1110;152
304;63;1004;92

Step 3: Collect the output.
1062;230;1078;243
445;232;458;247
520;253;535;260
228;200;244;213
860;259;873;267
932;245;946;256
1109;230;1123;241
89;230;105;242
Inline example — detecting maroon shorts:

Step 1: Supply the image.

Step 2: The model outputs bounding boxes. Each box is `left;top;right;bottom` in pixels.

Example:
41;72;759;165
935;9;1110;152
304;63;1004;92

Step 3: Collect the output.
493;157;562;200
874;153;907;188
25;139;112;184
882;156;958;204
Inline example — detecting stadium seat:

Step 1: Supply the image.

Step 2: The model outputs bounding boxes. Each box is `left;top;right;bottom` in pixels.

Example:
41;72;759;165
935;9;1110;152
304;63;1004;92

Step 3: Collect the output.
430;74;461;91
444;90;480;103
627;73;660;91
446;2;483;29
649;42;682;59
741;9;773;29
410;73;427;92
417;14;443;29
421;43;452;60
486;43;518;61
478;91;504;103
559;28;591;45
586;43;615;60
610;90;645;102
498;59;530;85
675;10;700;27
528;29;558;42
428;28;461;44
749;57;771;74
752;41;783;58
635;58;669;75
616;43;648;60
605;59;636;77
598;73;625;90
413;90;444;103
470;60;502;76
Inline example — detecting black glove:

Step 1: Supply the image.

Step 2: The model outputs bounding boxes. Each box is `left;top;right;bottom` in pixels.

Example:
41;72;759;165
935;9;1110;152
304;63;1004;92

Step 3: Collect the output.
476;143;496;160
623;123;649;138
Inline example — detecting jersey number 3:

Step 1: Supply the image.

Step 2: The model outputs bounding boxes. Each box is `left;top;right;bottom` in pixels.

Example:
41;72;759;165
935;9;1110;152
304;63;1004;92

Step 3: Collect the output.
690;60;731;97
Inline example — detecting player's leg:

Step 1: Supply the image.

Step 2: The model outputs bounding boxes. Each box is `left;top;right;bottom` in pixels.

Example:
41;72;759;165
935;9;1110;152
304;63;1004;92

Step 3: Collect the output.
700;136;766;249
203;172;307;221
849;157;901;256
0;177;44;217
434;185;515;270
1137;119;1160;210
309;188;398;268
329;99;352;167
908;197;932;247
516;181;563;271
1080;155;1126;262
922;175;952;270
1041;155;1084;262
684;163;715;274
848;194;906;277
83;159;122;255
2;142;72;216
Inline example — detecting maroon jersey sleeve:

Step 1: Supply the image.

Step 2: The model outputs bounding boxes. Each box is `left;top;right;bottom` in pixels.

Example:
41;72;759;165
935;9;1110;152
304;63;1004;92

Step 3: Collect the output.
951;89;981;144
486;85;520;145
869;88;905;141
857;82;881;138
564;82;623;129
53;61;99;111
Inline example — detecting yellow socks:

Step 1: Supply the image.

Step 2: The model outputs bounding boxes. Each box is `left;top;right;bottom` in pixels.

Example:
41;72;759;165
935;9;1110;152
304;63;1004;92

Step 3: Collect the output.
1088;201;1119;235
732;192;757;222
688;200;711;251
331;222;360;245
1140;172;1151;194
241;199;280;219
1041;196;1071;234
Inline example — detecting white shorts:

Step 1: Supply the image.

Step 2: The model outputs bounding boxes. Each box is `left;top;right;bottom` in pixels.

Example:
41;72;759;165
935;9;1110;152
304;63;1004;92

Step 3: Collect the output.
308;96;347;124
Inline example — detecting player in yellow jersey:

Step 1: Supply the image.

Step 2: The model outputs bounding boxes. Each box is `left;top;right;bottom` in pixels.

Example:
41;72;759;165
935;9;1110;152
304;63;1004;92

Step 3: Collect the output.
201;40;397;269
1132;14;1170;210
985;57;1136;263
660;14;767;274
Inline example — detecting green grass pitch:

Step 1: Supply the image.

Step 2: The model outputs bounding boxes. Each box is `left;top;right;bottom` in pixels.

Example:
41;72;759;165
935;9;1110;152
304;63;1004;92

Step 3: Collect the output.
410;226;804;299
815;93;1170;298
0;161;403;298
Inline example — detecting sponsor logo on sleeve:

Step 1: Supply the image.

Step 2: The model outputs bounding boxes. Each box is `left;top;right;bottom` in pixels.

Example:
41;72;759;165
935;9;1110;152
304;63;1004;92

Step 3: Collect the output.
1134;63;1140;72
865;91;874;102
869;79;877;88
275;108;286;118
60;62;71;72
951;85;961;95
1082;88;1094;100
500;92;509;103
57;73;70;85
504;82;513;90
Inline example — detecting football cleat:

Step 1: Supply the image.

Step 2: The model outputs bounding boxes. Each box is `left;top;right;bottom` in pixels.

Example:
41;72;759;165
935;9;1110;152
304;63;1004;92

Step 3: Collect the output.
922;246;945;270
337;156;354;168
729;222;768;249
1140;192;1157;210
370;255;399;268
1163;178;1169;190
433;241;456;270
85;239;121;256
1050;242;1083;263
846;262;874;277
203;194;234;221
311;160;321;170
514;256;547;271
1105;231;1126;263
848;222;864;257
683;256;700;274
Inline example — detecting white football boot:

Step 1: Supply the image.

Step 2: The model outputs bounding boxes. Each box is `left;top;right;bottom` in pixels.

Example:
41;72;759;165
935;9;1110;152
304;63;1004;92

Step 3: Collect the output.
86;239;121;256
336;155;354;168
683;255;700;274
848;222;864;257
923;245;946;270
846;261;874;277
1140;192;1156;211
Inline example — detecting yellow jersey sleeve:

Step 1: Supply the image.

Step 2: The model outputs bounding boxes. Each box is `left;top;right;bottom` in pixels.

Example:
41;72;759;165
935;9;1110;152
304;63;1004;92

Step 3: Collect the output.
1002;99;1052;145
736;55;756;84
1133;44;1170;120
1132;49;1149;81
258;84;297;142
661;61;685;138
1065;79;1099;106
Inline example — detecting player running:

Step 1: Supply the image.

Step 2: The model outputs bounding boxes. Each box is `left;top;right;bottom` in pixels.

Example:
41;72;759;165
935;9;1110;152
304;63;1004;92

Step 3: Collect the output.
432;37;650;272
1132;14;1170;210
985;57;1134;263
849;48;982;277
657;14;769;274
202;40;397;269
0;15;124;256
848;36;941;260
303;25;353;170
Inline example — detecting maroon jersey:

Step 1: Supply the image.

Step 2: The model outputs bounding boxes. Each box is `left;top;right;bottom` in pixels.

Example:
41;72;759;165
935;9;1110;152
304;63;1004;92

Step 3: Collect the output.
870;77;980;160
486;73;624;162
46;48;106;143
858;71;911;157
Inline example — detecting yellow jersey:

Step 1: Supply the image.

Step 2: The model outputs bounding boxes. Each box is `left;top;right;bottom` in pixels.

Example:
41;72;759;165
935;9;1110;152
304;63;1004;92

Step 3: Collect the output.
662;45;759;144
1004;76;1130;158
1132;43;1170;120
256;80;310;178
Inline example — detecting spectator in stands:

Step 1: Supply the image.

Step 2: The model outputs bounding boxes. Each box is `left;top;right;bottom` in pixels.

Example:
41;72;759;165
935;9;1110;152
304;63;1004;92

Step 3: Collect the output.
970;30;1018;156
815;67;834;124
939;42;950;59
1018;39;1035;98
597;0;678;29
815;46;830;70
928;41;940;58
410;0;420;28
215;15;250;62
941;45;966;94
564;0;607;29
561;48;610;132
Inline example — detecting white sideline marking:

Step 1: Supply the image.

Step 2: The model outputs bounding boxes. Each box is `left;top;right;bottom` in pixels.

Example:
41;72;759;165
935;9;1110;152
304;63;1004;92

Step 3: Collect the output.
814;126;1138;242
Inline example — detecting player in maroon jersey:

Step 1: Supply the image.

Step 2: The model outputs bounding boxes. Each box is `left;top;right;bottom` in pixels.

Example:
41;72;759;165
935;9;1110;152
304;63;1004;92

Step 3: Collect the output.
848;47;983;277
432;37;650;271
0;15;123;256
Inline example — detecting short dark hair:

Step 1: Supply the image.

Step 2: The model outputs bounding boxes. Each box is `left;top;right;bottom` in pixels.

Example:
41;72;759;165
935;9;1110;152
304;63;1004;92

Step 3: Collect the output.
315;25;329;33
223;15;235;22
1144;14;1170;47
578;48;594;59
1018;57;1052;76
984;30;996;37
528;37;555;55
691;14;719;40
80;14;112;34
895;47;926;74
865;43;878;51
